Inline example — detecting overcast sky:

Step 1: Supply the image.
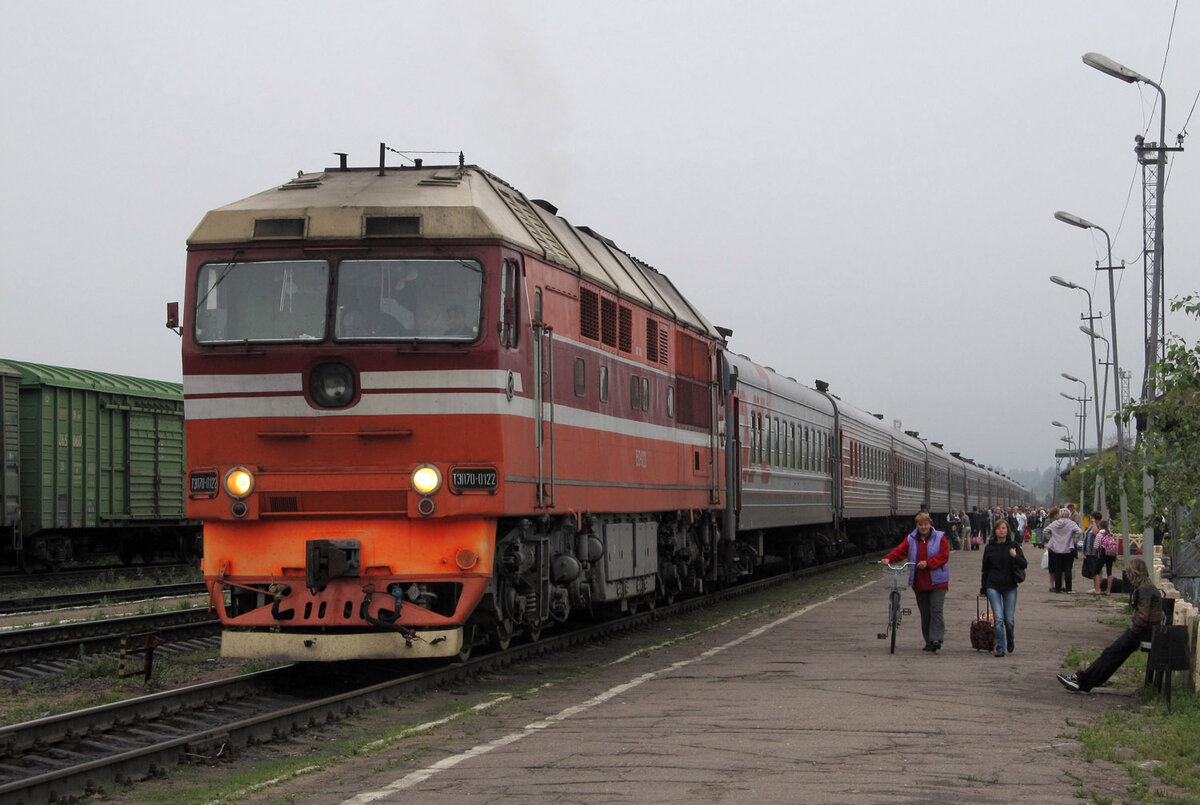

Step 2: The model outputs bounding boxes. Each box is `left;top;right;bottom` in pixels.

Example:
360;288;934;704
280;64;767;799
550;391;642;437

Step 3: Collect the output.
3;1;1197;474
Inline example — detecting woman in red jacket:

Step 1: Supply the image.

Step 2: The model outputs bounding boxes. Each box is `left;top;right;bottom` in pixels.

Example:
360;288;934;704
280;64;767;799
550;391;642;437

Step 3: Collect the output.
882;512;951;652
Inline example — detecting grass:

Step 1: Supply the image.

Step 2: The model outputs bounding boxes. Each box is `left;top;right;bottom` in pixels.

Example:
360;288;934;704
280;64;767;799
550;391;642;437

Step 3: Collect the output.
1061;591;1200;804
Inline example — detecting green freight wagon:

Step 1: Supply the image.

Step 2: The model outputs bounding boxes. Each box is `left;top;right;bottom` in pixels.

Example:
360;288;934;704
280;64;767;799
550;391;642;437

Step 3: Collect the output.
0;362;22;560
0;359;199;570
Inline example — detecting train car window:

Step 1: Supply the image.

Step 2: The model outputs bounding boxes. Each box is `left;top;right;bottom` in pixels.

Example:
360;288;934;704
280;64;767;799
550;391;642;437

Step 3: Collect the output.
667;386;674;417
195;260;329;343
574;358;586;397
631;374;641;410
534;287;543;324
500;259;520;348
642;377;650;412
333;258;483;341
599;365;609;403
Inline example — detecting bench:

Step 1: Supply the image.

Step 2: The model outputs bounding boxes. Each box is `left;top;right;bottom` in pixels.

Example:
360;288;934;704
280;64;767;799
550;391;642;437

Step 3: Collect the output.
1141;596;1189;708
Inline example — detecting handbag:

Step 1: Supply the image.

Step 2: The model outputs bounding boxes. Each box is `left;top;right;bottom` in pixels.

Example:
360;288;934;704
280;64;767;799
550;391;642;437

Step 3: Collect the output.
1040;550;1050;570
1012;563;1026;584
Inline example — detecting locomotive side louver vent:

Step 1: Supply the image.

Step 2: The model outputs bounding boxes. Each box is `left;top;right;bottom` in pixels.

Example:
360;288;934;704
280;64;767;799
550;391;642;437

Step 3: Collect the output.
647;320;670;365
600;298;618;347
618;305;632;353
253;218;306;238
580;288;599;340
364;216;420;237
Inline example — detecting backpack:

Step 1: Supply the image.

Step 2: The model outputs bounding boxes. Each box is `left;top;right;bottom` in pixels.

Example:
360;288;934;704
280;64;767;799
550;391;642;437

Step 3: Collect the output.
1098;531;1118;557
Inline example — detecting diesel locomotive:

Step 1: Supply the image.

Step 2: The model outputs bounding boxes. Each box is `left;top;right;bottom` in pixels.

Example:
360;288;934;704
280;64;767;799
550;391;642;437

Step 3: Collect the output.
178;152;1025;661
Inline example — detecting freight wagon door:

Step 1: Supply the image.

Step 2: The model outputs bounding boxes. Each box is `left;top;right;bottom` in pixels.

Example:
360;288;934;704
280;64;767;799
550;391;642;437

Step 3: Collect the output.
126;410;185;519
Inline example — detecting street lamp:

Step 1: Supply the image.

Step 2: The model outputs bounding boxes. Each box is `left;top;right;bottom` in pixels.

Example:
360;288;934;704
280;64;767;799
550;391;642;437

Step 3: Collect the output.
1051;420;1074;505
1062;376;1090;511
1083;52;1168;388
1054;210;1131;557
1080;321;1113;511
1050;275;1105;505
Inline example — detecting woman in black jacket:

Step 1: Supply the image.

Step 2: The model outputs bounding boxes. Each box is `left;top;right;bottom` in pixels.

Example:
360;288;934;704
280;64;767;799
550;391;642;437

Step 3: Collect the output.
980;519;1028;657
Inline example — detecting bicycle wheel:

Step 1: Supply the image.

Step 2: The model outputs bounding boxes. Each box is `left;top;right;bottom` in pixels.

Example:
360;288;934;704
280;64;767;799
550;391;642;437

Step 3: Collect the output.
889;590;901;654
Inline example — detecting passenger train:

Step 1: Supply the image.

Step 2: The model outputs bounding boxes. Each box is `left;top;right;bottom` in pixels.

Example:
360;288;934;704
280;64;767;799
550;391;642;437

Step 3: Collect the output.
177;151;1026;661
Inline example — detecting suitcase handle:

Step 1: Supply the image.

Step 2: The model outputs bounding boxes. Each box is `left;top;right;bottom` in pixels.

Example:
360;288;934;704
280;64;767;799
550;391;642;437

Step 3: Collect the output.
976;597;993;620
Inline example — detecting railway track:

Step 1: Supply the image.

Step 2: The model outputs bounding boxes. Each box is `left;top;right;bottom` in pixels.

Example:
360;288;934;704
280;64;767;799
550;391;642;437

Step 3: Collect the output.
0;564;199;599
0;608;219;671
0;557;860;803
0;582;208;615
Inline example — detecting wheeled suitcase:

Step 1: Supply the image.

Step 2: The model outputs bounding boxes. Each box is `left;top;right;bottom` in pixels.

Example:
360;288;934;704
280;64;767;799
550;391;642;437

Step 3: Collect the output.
971;598;996;651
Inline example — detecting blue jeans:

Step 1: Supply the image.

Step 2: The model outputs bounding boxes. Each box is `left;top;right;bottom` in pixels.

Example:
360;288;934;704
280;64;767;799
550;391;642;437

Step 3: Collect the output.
985;587;1018;653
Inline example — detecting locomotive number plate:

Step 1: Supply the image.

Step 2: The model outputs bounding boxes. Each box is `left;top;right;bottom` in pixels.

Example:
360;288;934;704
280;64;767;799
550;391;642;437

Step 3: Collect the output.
451;467;498;493
189;471;219;497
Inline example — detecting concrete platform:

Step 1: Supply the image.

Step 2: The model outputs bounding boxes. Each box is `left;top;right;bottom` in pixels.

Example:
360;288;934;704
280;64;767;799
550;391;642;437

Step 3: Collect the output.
252;546;1144;804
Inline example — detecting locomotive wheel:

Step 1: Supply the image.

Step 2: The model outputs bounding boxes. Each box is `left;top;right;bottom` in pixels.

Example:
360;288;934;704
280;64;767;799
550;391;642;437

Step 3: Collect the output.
457;625;475;662
523;622;542;643
492;621;514;651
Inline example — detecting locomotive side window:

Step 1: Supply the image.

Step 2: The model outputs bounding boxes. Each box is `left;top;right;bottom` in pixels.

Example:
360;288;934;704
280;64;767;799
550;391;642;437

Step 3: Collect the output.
631;374;641;410
667;386;674;418
574;358;586;397
641;377;650;412
195;260;329;344
335;258;483;341
500;259;520;348
599;365;609;403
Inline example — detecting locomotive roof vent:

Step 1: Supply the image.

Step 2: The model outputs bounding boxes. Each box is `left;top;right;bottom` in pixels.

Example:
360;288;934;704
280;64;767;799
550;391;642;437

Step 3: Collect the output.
531;199;558;215
364;216;420;237
814;379;829;392
253;217;307;239
905;430;920;438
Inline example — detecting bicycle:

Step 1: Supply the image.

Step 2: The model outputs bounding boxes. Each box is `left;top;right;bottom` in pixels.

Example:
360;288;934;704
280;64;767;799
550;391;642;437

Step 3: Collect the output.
877;562;915;654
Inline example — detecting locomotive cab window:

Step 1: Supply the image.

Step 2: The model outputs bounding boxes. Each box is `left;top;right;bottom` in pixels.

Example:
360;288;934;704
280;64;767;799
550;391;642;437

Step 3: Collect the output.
194;260;329;344
335;259;482;341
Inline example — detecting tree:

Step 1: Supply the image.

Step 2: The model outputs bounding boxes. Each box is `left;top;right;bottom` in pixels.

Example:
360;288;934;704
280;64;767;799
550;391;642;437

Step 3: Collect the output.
1127;294;1200;542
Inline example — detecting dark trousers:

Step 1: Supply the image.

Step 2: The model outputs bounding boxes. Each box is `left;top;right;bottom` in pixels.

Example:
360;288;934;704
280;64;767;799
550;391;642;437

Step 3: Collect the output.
913;588;947;645
1049;551;1074;592
1075;627;1151;691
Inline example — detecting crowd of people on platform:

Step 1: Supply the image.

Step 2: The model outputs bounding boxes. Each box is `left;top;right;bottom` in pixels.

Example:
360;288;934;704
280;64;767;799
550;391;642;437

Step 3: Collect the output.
881;502;1154;695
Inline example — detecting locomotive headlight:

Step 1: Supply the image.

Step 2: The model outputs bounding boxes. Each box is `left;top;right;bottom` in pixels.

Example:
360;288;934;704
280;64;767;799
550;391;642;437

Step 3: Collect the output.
224;467;255;498
310;361;356;408
411;464;442;496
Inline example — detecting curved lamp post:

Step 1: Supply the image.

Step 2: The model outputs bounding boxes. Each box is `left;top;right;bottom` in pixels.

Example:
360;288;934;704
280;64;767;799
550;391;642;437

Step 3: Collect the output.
1050;275;1105;500
1054;211;1131;555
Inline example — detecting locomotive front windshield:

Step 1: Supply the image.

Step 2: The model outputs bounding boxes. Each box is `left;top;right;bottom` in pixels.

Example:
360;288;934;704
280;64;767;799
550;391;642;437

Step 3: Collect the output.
193;258;483;344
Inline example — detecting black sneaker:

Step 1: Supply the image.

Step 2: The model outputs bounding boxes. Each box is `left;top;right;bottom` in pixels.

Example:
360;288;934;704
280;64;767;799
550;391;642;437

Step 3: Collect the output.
1056;673;1080;692
922;643;934;652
